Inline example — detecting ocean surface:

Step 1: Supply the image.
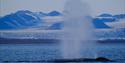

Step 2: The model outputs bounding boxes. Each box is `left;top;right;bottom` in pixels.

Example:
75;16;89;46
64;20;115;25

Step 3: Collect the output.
0;40;125;63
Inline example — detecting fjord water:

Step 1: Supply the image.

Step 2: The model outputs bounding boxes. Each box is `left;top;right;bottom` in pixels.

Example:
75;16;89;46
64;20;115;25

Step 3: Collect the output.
0;42;125;62
61;0;95;59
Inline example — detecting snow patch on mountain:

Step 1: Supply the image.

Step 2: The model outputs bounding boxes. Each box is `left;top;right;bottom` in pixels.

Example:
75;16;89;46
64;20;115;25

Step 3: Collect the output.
105;19;125;28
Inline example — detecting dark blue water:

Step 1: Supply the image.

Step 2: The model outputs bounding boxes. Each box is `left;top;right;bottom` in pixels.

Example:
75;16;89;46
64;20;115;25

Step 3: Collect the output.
0;41;125;63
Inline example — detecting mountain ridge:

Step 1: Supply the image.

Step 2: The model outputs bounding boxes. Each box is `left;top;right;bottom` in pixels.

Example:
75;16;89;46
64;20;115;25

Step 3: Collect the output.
0;10;125;30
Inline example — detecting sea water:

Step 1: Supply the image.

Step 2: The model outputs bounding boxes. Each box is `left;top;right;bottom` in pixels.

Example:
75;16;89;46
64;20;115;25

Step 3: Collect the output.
0;41;125;62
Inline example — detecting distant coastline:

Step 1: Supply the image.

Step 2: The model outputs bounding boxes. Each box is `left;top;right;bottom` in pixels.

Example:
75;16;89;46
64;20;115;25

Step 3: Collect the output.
0;38;125;44
0;38;59;44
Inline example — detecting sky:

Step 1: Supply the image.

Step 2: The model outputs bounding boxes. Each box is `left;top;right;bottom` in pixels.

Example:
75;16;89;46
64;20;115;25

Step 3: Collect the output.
0;0;125;16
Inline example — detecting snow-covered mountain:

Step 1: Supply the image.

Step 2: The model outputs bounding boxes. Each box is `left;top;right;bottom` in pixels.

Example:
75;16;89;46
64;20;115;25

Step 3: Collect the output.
0;10;63;30
94;14;125;40
0;10;42;30
113;14;125;19
47;11;62;16
93;13;115;29
0;10;125;40
0;10;124;30
49;13;125;29
105;19;125;28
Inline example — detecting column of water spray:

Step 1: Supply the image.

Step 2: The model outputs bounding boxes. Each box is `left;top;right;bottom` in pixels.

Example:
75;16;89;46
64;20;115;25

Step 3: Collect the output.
61;0;96;59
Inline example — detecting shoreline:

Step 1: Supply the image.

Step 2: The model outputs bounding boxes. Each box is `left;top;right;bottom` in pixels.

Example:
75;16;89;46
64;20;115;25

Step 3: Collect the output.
0;38;125;44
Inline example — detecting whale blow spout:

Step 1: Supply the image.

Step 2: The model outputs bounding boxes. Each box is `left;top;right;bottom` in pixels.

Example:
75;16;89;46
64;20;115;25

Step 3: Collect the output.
61;0;95;59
